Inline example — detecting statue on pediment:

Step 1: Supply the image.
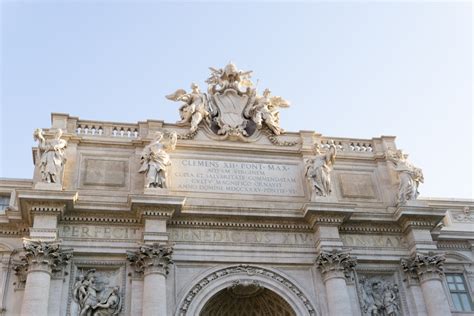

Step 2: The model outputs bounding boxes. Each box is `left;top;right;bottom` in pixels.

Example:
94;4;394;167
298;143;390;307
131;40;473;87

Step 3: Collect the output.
386;149;423;205
166;83;210;133
166;63;291;141
33;128;67;184
139;131;177;189
305;143;336;197
247;88;290;135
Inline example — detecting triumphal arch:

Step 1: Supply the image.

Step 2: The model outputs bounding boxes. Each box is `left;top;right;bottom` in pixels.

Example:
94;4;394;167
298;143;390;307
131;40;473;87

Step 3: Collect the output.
0;63;473;316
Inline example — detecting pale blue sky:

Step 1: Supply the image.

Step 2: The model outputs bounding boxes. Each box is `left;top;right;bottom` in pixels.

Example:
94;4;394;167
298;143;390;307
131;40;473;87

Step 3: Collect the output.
1;1;472;198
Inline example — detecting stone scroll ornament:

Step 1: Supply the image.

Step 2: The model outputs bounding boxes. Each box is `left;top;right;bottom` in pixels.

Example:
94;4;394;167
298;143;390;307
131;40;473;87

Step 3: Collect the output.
166;63;291;142
139;131;177;189
358;276;401;316
305;143;337;197
386;149;424;205
72;269;122;316
33;128;67;184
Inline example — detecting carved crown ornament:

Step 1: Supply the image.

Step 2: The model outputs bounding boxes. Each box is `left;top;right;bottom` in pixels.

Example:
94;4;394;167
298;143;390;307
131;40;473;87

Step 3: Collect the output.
166;62;297;145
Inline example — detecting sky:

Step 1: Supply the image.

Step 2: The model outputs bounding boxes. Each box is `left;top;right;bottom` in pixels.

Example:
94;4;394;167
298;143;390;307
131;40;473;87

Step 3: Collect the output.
0;1;472;199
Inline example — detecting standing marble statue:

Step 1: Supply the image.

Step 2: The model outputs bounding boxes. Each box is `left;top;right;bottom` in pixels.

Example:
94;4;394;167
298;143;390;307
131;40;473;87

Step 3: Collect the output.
386;149;424;205
139;131;177;189
166;83;210;133
248;88;290;135
305;143;337;197
73;269;121;316
33;128;67;183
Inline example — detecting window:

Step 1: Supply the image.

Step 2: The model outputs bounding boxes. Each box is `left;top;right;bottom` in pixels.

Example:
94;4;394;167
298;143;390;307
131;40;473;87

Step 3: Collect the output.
446;273;474;312
0;195;10;211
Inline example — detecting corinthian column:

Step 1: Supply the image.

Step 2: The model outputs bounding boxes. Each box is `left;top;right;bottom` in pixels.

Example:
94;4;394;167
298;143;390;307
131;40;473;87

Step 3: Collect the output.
401;252;451;316
17;239;72;316
127;243;174;316
316;249;356;316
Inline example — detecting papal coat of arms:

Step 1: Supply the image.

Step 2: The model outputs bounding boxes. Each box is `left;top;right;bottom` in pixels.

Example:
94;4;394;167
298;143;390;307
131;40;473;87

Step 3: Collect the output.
166;63;290;141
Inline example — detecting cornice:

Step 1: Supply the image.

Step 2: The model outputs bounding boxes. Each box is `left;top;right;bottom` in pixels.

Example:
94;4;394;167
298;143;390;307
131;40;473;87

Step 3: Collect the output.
168;219;311;231
129;194;186;222
393;200;447;233
339;222;401;234
303;201;355;228
17;190;78;225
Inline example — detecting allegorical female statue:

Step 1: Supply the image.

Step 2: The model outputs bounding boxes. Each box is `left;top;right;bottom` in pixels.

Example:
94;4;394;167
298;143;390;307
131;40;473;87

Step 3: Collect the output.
305;143;337;197
139;131;177;189
33;128;67;184
166;83;210;133
248;88;290;135
386;149;423;205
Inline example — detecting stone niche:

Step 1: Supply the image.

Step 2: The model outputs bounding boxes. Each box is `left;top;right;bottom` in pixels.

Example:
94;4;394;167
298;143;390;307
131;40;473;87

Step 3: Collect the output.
79;154;131;190
67;262;126;316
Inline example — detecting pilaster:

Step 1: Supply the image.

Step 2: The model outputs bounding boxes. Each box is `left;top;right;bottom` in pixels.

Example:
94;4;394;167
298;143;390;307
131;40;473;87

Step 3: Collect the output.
16;239;72;316
315;249;357;316
401;252;452;316
303;201;354;252
394;200;446;254
127;243;174;316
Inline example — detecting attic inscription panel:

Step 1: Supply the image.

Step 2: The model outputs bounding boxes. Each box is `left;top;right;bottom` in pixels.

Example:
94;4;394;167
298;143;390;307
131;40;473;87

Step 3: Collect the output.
170;158;304;196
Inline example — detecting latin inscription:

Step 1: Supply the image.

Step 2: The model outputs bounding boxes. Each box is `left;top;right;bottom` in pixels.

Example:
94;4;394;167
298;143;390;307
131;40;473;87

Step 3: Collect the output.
170;158;304;196
169;228;314;245
60;225;142;240
341;234;407;248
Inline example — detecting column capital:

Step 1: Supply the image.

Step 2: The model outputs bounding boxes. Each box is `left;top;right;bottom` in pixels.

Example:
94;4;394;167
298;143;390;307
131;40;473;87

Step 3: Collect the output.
316;249;357;282
401;252;445;283
127;243;174;277
13;239;72;275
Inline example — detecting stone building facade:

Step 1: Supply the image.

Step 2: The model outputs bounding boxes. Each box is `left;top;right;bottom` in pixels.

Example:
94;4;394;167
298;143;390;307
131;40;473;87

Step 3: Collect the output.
0;64;473;315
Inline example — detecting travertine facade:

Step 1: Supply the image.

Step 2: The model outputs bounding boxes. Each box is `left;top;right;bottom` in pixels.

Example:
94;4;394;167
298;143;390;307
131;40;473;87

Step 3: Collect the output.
0;64;473;315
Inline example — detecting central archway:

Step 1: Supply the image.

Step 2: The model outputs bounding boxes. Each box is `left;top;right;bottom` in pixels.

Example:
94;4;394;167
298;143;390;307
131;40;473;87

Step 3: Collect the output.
200;280;296;316
176;264;318;316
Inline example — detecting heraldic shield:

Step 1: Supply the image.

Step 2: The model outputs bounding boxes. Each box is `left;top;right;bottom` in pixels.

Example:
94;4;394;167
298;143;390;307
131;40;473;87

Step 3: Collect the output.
211;89;251;137
166;62;290;141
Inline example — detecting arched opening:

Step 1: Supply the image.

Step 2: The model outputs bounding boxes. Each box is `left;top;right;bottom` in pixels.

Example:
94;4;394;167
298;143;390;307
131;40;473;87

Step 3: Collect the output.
200;281;296;316
176;265;317;316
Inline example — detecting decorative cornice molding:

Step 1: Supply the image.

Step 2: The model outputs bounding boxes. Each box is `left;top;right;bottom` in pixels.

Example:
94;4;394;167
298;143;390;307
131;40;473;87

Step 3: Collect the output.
339;223;401;234
168;219;311;231
61;216;139;224
303;202;354;229
17;190;77;225
129;194;185;222
436;240;472;250
394;202;446;233
127;243;174;276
